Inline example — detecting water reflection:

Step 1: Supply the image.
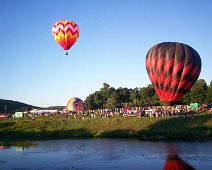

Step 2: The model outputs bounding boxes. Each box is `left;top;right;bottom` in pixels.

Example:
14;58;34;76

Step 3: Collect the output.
0;140;37;151
0;139;212;170
163;144;196;170
164;154;196;170
0;145;9;149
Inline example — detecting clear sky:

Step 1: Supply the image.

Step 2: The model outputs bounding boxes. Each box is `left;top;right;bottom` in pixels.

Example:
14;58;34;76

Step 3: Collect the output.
1;0;212;107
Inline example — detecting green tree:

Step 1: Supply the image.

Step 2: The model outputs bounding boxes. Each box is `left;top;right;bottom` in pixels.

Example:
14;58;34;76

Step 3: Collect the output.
116;87;130;107
206;80;212;104
105;92;120;108
189;79;208;104
100;83;110;98
152;93;161;106
85;90;105;110
100;83;117;108
129;88;140;106
180;91;191;105
85;79;211;109
93;91;105;109
140;84;156;105
84;95;97;110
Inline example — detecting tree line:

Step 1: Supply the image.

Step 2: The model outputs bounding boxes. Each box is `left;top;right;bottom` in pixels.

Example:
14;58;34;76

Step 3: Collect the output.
84;79;212;110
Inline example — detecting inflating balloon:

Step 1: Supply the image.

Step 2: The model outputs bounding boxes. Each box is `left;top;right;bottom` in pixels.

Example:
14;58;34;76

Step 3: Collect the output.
146;42;201;106
52;20;80;55
66;97;87;112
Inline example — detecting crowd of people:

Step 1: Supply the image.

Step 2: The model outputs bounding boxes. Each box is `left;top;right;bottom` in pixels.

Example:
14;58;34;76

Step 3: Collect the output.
66;105;199;119
8;104;211;120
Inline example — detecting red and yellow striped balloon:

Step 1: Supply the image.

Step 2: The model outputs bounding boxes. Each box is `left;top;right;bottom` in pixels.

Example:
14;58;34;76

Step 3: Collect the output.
52;20;80;53
146;42;201;106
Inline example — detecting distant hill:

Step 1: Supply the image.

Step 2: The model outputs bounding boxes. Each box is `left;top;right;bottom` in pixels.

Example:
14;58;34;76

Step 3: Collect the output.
47;106;66;110
0;99;39;114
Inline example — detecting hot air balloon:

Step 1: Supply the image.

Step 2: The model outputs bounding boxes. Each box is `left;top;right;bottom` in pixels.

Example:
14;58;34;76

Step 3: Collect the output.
66;97;87;113
52;20;80;55
146;42;201;106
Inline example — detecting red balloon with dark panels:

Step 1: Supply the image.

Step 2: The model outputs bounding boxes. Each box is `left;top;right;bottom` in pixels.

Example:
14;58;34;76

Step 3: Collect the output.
146;42;201;105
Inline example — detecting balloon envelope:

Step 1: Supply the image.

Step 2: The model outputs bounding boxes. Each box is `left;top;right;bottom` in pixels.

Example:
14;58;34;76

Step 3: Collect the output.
52;20;80;51
146;42;201;105
66;97;87;112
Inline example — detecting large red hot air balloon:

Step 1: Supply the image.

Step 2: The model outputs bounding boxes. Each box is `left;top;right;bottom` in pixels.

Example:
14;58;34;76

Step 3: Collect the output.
52;20;80;55
146;42;201;106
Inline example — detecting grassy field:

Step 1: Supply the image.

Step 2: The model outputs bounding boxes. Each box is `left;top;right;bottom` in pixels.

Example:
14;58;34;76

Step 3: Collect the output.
0;111;212;140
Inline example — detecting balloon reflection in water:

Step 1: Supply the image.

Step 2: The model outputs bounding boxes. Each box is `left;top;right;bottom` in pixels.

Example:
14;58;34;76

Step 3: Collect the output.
163;144;196;170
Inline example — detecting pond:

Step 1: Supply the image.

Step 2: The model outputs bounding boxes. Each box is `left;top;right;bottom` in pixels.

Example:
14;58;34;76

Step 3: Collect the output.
0;139;212;170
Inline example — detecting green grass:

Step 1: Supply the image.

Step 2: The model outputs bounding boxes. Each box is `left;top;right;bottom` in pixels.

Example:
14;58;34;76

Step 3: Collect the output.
0;112;212;140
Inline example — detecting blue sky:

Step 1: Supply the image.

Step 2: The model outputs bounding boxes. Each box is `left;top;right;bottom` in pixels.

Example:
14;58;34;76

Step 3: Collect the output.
1;0;212;107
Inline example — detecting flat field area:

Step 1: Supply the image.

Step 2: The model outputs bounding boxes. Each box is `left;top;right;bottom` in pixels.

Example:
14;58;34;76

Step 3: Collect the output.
0;112;212;140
